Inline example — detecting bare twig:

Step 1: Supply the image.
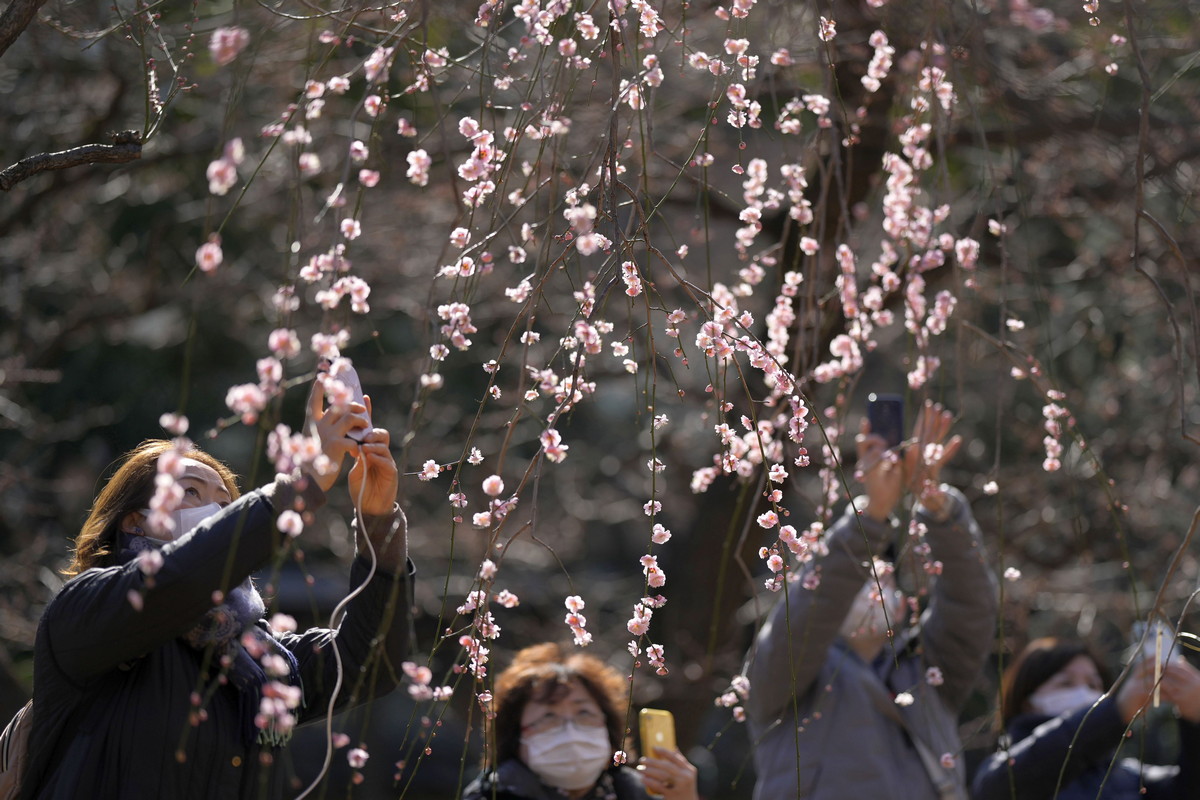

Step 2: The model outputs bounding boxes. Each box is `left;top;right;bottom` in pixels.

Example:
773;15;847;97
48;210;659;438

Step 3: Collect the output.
1146;507;1200;625
1139;210;1200;447
0;130;142;191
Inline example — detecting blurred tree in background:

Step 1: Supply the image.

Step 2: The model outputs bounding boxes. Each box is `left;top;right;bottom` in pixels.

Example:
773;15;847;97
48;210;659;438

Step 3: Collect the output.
2;0;1200;796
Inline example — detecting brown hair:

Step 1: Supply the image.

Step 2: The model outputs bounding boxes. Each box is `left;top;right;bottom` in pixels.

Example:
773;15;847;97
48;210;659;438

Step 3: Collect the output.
491;642;627;765
64;440;240;577
999;637;1111;726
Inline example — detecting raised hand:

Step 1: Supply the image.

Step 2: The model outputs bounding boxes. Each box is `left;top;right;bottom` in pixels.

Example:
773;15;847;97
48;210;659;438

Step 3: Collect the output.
857;400;962;521
304;379;371;493
1116;657;1160;723
857;418;905;522
1159;657;1200;723
903;401;962;515
346;396;399;517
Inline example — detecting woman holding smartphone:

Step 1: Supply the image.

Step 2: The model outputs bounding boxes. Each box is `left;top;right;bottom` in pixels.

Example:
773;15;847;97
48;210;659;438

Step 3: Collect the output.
972;636;1200;800
463;642;699;800
21;382;413;799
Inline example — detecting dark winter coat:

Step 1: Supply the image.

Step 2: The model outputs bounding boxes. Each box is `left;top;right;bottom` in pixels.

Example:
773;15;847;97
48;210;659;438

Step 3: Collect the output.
463;759;649;800
23;478;412;800
971;695;1200;800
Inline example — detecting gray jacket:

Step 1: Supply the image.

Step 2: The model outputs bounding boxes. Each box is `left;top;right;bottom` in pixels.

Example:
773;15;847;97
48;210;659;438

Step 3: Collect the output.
745;487;996;800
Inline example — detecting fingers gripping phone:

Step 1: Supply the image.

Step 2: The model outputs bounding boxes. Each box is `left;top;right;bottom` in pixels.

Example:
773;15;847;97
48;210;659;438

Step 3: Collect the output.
322;359;370;442
867;393;905;448
639;708;676;756
1131;616;1180;707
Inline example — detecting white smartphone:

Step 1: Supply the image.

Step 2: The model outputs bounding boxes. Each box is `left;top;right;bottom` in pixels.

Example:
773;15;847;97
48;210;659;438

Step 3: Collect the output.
327;359;370;441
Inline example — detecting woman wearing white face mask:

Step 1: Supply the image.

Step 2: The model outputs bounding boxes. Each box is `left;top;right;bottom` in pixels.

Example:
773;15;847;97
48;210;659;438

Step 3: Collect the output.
20;382;414;799
972;637;1200;800
463;643;699;800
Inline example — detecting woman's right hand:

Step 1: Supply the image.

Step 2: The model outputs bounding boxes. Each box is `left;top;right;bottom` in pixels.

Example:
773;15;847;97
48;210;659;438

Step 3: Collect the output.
638;747;699;800
857;421;904;522
304;379;370;493
1116;657;1160;723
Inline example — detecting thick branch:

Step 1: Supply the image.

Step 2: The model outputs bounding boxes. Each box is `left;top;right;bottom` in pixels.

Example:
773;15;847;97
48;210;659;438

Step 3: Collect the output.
0;0;49;59
0;131;141;191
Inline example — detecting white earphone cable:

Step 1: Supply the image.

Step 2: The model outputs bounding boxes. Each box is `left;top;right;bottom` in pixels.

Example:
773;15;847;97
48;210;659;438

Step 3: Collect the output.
293;448;378;800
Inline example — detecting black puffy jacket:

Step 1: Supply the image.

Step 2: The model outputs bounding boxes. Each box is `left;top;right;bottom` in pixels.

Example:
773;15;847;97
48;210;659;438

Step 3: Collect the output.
972;695;1200;800
24;480;412;800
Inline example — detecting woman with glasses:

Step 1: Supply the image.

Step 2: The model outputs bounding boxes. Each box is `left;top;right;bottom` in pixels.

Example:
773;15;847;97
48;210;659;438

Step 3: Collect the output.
463;642;699;800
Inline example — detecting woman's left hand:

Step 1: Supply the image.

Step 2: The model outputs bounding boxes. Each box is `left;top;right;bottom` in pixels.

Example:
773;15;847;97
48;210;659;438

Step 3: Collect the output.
1160;658;1200;723
347;396;399;517
304;378;371;493
903;401;962;516
638;747;699;800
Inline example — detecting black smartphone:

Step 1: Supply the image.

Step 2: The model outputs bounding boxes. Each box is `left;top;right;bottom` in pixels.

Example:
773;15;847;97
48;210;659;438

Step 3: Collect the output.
867;393;904;448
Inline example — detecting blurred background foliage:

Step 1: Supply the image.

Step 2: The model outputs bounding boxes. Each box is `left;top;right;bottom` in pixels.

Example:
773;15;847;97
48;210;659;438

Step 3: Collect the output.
2;0;1200;796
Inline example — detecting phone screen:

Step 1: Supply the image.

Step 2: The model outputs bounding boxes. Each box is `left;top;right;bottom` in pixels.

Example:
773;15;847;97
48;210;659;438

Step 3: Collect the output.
867;393;904;448
323;359;371;441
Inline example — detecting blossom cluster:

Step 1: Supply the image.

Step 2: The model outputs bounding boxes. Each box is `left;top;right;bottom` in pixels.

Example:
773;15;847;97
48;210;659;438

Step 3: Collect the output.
184;0;1123;732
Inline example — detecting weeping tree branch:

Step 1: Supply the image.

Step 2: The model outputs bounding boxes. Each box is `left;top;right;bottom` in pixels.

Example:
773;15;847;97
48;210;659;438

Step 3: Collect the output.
1;1;143;190
0;130;142;191
0;0;49;59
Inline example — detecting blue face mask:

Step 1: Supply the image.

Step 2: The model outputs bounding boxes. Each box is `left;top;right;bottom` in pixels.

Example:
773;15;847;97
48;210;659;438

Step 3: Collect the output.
140;502;223;541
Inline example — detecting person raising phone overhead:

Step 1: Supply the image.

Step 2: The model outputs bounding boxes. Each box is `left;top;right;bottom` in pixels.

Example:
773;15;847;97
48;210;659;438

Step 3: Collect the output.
744;401;997;800
21;373;412;800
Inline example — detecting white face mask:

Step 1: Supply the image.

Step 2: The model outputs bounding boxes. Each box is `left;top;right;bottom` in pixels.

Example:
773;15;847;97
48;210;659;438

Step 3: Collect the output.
140;503;223;541
840;580;905;640
522;720;612;791
1028;685;1102;718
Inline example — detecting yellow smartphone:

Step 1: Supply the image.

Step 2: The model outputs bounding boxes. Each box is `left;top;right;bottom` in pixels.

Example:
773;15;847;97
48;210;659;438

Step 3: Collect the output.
639;708;676;756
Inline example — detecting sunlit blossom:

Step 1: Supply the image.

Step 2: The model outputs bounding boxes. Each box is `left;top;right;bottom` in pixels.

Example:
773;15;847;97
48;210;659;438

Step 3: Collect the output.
277;510;303;537
196;237;223;273
209;27;250;66
363;46;394;82
817;16;837;41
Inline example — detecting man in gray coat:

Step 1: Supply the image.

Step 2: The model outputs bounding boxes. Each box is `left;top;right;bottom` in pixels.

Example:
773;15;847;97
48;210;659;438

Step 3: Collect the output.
745;402;997;800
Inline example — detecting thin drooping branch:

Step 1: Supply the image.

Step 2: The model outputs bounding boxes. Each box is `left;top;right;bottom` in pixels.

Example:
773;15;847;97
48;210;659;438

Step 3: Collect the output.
0;130;142;191
0;0;49;59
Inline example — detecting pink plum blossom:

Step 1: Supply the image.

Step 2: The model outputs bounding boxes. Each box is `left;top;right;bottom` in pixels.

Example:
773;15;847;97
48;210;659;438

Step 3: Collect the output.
209;27;250;66
196;238;223;273
277;510;303;537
